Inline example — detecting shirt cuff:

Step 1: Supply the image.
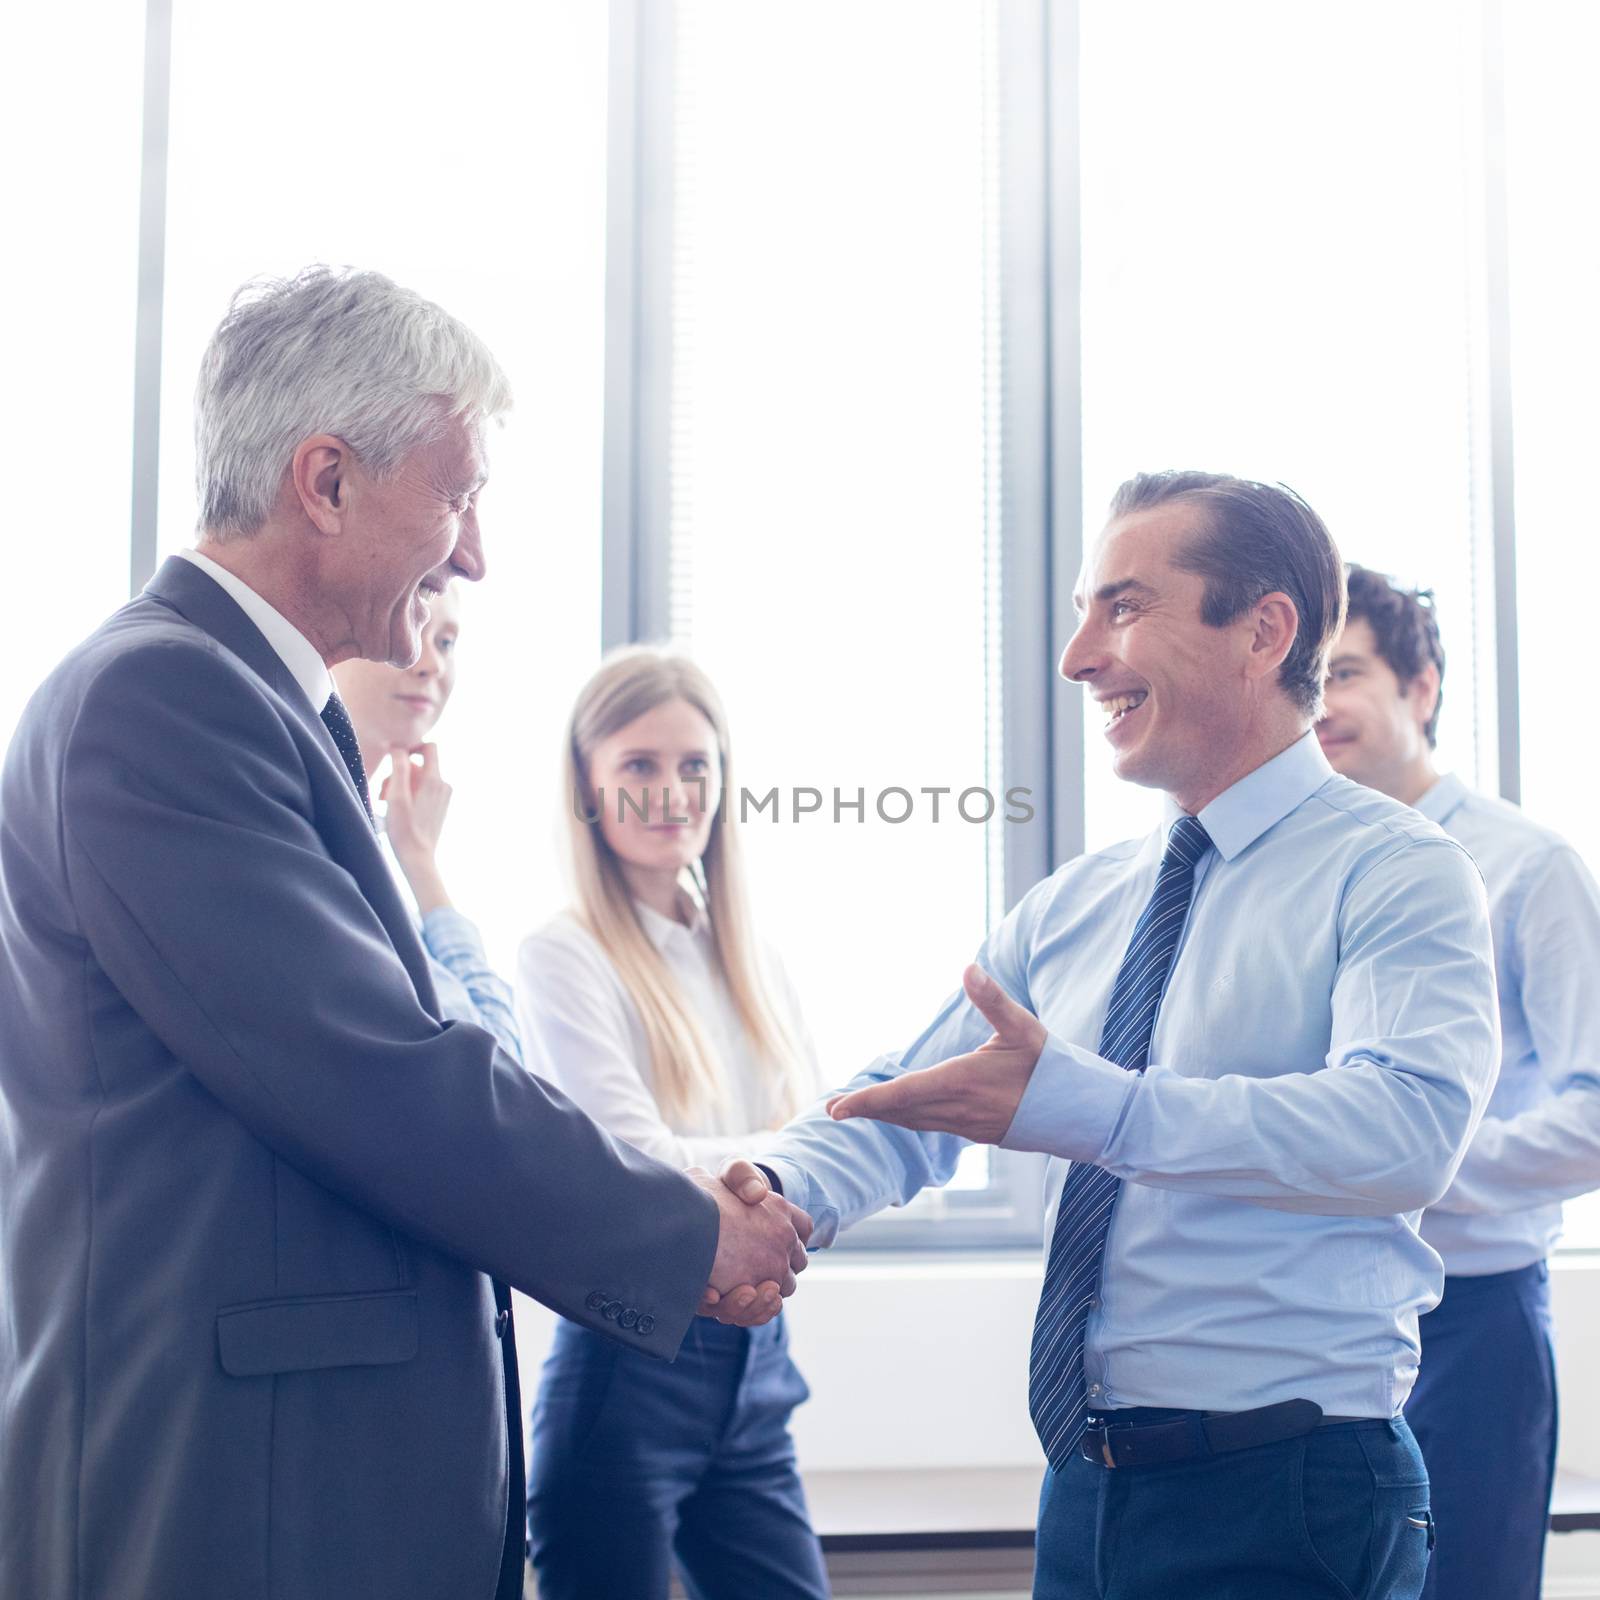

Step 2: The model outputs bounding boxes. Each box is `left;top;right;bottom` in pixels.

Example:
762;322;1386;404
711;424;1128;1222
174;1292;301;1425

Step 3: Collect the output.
758;1157;839;1249
998;1035;1138;1161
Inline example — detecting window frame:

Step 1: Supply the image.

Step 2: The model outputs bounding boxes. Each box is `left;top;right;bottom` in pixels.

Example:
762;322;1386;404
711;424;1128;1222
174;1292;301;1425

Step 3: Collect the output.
599;0;1528;1254
602;0;1084;1250
105;0;1531;1256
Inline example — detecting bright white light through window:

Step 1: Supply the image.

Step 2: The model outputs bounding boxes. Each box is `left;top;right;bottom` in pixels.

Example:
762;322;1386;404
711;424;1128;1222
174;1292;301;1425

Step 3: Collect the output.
1;9;144;748
1078;0;1479;854
666;0;1004;1192
159;0;609;973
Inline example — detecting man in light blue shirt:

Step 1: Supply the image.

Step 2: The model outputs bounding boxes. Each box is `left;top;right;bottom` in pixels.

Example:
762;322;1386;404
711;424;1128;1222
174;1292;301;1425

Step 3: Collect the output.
714;473;1499;1599
1317;565;1600;1600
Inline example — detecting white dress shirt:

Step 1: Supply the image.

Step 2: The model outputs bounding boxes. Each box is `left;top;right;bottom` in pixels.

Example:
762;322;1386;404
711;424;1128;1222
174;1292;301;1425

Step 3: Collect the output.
1418;772;1600;1274
764;732;1500;1418
515;899;821;1171
174;548;332;710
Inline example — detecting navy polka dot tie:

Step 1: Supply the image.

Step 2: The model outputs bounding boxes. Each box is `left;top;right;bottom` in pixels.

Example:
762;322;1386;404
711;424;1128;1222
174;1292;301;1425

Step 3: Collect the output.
1027;813;1212;1468
319;691;374;823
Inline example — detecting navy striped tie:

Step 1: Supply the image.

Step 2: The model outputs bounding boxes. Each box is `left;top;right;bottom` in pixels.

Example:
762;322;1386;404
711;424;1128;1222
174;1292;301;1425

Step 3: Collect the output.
1028;813;1212;1468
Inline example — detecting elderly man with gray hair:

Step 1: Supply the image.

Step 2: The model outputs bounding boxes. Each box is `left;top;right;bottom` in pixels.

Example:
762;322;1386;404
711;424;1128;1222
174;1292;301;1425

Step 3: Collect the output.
0;266;809;1600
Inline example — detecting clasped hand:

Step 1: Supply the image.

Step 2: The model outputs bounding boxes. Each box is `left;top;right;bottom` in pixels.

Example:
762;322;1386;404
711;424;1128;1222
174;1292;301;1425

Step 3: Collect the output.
689;966;1044;1326
690;1161;813;1328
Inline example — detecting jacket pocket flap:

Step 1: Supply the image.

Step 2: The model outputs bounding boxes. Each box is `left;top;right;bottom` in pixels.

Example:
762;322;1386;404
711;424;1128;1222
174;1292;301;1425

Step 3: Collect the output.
217;1290;418;1377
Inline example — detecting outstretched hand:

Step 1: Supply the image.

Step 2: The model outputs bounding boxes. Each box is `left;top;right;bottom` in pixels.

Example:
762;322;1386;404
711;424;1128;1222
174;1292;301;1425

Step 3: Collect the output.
825;964;1045;1143
690;1160;813;1328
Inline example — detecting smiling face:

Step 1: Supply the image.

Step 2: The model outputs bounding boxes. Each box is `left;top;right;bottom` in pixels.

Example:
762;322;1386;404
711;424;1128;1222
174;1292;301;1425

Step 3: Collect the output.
336;416;488;667
587;697;724;883
1316;616;1438;799
332;580;462;757
1059;501;1288;808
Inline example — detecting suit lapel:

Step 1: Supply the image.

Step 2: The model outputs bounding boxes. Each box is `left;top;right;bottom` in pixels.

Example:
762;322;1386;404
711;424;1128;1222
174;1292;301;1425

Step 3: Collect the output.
145;556;311;719
142;557;443;1019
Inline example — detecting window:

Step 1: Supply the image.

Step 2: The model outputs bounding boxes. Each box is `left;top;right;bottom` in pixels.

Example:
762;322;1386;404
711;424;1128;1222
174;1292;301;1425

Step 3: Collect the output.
1077;0;1484;853
14;0;1589;1263
1504;0;1600;1248
657;0;1042;1240
1;7;145;749
157;0;611;972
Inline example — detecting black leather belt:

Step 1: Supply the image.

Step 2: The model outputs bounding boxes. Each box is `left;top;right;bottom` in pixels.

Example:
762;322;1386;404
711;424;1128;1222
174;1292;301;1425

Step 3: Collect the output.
1080;1399;1367;1469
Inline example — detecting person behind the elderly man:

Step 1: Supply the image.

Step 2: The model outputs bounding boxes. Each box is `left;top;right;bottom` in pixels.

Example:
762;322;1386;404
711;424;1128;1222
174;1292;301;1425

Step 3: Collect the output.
334;580;522;1061
0;265;811;1600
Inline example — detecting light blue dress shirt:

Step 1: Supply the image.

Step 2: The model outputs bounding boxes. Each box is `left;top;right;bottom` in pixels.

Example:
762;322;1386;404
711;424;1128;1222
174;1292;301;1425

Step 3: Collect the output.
1417;773;1600;1275
374;831;521;1062
420;907;522;1063
765;732;1500;1419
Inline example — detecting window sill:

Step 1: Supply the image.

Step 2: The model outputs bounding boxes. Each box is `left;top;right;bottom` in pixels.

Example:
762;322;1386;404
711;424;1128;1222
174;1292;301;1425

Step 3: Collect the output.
804;1246;1042;1283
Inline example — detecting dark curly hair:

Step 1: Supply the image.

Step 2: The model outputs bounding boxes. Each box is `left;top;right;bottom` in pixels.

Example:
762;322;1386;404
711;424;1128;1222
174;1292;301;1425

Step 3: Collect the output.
1342;564;1446;747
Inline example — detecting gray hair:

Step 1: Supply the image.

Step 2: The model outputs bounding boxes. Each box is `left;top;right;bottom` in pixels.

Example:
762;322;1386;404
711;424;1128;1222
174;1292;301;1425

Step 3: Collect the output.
194;265;513;539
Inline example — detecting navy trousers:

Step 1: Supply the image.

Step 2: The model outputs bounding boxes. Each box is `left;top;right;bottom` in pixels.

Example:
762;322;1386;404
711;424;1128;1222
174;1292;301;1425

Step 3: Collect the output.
1034;1416;1433;1599
526;1315;829;1600
1407;1261;1558;1600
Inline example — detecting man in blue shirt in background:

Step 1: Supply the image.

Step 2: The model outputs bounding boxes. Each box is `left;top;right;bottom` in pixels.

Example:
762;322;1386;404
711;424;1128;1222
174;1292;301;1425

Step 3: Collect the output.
1317;565;1600;1600
713;472;1501;1599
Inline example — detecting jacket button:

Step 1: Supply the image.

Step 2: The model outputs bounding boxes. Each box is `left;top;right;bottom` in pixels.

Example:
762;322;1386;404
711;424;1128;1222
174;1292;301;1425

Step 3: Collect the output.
585;1290;607;1312
635;1315;656;1337
495;1308;510;1339
619;1307;639;1329
602;1300;623;1320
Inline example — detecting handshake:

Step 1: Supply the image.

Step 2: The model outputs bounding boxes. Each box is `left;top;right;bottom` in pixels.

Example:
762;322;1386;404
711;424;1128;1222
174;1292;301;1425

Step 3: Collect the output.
688;1158;813;1328
682;963;1050;1328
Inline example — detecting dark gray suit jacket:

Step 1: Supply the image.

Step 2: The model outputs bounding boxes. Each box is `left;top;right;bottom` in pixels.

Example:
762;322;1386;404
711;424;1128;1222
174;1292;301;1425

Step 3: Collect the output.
0;558;720;1599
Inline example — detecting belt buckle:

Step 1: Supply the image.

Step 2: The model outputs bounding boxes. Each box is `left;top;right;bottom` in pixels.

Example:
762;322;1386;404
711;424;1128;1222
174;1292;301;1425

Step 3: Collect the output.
1090;1417;1124;1469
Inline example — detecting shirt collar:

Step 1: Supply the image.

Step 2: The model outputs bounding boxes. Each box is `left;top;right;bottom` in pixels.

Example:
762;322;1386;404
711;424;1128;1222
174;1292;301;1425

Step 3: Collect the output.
176;548;333;711
634;892;709;953
1411;771;1468;827
1163;729;1334;862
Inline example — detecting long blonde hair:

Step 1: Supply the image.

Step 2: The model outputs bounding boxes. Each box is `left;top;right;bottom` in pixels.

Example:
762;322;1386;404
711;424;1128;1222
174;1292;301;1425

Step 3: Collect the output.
563;647;809;1126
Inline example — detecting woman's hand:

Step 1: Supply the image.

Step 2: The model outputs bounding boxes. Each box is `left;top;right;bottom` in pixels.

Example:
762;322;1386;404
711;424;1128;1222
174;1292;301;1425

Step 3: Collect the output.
381;743;454;914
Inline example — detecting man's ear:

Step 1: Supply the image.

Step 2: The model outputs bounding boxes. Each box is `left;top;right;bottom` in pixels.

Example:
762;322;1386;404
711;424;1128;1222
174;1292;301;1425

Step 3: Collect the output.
1246;591;1300;683
1407;662;1441;732
290;434;352;535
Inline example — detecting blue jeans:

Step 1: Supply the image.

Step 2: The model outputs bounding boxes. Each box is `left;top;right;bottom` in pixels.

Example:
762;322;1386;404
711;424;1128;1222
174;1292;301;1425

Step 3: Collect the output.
1034;1416;1433;1599
1407;1262;1557;1600
526;1316;828;1600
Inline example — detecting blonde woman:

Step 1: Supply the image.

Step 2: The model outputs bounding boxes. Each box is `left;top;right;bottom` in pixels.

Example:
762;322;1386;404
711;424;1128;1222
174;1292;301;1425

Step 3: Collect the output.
518;648;829;1600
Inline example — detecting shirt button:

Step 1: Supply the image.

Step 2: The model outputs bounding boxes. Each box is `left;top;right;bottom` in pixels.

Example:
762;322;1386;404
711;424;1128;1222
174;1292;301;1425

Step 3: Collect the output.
1087;1296;1100;1310
1089;1383;1103;1396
